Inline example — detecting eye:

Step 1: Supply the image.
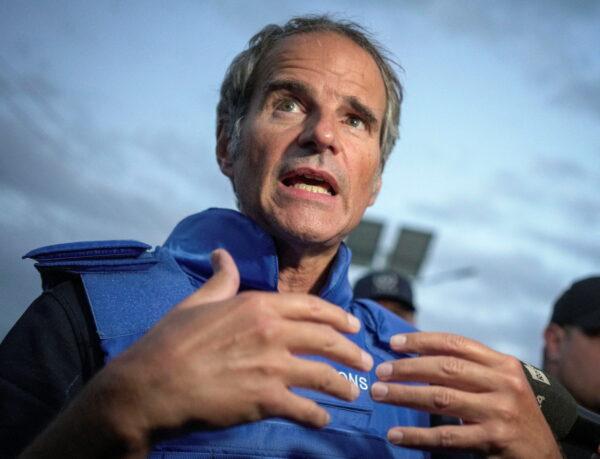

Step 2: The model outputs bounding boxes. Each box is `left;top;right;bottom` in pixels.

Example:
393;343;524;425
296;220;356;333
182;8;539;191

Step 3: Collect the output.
275;98;301;113
346;115;366;130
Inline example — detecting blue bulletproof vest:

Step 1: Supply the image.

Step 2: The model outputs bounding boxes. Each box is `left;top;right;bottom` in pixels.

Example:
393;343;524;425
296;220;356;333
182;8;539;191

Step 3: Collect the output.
26;208;429;458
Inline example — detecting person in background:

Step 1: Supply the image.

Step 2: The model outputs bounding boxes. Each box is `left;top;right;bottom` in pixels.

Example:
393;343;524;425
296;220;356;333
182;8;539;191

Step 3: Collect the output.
354;269;417;324
543;276;600;414
542;276;600;458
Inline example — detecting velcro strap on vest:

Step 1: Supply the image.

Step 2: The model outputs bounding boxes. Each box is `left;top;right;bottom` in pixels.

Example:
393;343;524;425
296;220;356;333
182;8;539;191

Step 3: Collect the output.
25;240;159;290
24;240;151;262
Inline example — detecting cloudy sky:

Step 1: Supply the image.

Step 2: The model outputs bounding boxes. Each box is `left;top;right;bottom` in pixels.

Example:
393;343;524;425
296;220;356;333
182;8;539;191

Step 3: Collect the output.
1;1;598;365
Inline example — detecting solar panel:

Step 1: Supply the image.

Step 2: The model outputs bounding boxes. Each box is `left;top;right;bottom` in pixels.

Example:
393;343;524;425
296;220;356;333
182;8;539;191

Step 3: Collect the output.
386;227;433;278
345;218;384;267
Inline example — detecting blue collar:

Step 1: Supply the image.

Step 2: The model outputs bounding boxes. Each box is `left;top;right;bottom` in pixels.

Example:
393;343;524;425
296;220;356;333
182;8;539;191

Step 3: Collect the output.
163;208;353;309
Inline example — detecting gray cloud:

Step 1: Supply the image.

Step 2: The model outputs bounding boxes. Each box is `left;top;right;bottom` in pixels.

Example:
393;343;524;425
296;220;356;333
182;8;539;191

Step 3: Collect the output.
410;197;501;227
563;194;600;228
414;162;600;269
532;155;592;182
403;0;599;43
408;150;598;233
483;154;600;234
431;238;565;305
402;0;600;121
529;230;600;266
0;69;234;339
0;67;232;224
553;77;600;121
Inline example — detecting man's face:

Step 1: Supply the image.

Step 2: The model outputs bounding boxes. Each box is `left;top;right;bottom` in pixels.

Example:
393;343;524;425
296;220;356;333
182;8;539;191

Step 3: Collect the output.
545;324;600;412
219;32;386;249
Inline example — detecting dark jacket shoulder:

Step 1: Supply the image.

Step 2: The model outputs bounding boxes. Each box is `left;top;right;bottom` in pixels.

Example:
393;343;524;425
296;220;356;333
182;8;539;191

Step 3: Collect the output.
0;278;103;457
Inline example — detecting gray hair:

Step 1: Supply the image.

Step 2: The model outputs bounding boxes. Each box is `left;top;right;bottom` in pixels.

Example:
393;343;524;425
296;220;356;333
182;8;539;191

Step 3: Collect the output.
217;15;403;169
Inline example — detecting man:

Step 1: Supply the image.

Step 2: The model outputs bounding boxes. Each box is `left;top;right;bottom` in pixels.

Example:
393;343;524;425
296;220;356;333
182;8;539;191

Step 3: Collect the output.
0;16;560;458
354;270;417;324
543;276;600;413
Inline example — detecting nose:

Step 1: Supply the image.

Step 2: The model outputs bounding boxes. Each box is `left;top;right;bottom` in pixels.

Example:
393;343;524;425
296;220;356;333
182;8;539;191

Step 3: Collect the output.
297;111;339;155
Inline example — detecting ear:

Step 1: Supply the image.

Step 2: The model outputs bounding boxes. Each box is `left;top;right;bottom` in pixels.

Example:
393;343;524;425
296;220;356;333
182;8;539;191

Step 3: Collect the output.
544;323;566;362
368;173;382;206
216;121;234;179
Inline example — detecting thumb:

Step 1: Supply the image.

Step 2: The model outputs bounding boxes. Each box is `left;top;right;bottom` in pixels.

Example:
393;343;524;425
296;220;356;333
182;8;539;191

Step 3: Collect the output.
177;248;240;309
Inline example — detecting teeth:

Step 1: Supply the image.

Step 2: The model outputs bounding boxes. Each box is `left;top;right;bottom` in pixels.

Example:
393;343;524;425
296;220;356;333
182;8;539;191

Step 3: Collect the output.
292;183;331;195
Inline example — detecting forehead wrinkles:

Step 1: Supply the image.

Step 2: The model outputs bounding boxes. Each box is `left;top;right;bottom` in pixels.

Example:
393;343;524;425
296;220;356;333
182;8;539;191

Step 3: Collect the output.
253;32;385;112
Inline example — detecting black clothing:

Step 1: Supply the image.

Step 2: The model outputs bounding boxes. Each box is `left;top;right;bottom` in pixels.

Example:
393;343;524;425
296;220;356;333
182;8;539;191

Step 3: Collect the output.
561;442;596;459
0;279;103;458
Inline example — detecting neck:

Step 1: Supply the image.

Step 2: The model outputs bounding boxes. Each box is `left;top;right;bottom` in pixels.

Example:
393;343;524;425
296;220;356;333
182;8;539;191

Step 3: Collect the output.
276;240;340;295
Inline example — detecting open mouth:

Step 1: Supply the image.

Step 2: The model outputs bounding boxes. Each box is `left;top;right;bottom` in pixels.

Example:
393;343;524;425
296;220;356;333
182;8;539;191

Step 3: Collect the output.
280;169;338;196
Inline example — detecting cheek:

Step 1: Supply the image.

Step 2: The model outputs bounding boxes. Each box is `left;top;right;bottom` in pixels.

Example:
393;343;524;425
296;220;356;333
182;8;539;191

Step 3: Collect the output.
580;342;600;371
353;161;381;201
241;126;283;172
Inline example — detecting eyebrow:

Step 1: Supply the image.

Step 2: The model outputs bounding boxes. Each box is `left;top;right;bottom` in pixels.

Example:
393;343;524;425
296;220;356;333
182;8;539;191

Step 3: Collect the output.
345;95;379;128
260;79;314;109
261;78;380;128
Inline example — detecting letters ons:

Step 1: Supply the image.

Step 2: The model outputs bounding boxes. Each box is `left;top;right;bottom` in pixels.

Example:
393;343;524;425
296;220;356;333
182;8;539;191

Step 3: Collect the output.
338;371;369;391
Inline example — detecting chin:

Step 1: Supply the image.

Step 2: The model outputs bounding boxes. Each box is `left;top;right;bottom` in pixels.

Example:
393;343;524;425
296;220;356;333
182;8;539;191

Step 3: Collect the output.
275;219;347;250
247;201;354;249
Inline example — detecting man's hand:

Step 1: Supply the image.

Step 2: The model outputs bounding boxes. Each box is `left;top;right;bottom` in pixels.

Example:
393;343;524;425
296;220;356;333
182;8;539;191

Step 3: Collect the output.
370;332;561;458
22;249;372;458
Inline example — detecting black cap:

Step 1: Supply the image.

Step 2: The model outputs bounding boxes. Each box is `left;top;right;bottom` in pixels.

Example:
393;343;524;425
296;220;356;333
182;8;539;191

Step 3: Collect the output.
353;270;415;311
551;276;600;332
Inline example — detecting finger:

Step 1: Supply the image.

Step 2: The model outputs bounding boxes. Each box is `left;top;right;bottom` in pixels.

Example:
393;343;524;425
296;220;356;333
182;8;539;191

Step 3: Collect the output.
286;357;361;402
375;355;496;392
388;332;506;367
177;249;240;309
269;293;362;334
260;387;332;428
371;382;487;421
387;424;488;452
281;321;373;372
